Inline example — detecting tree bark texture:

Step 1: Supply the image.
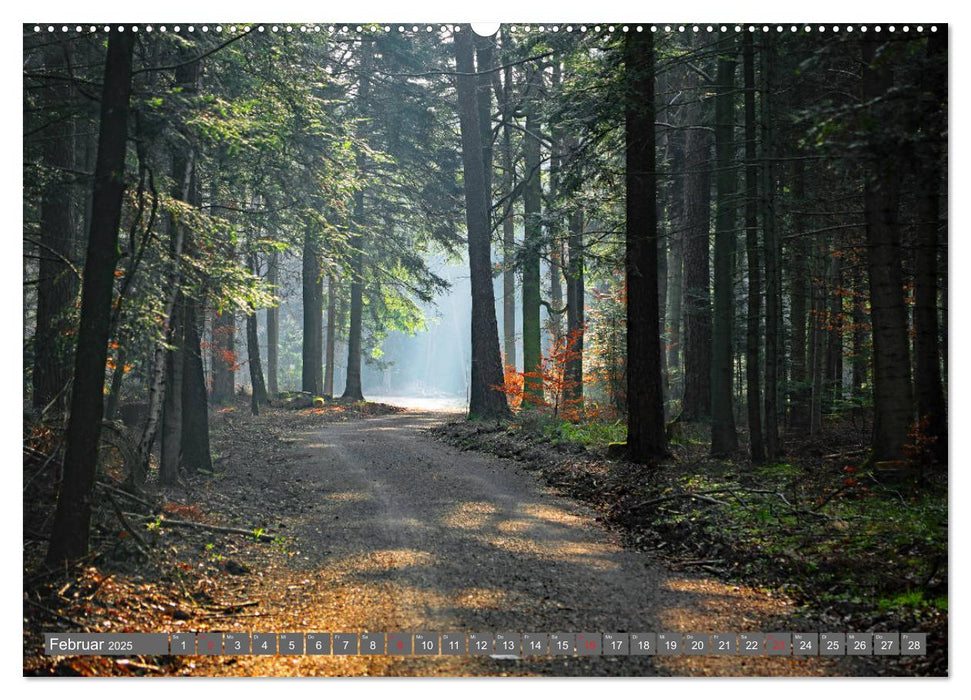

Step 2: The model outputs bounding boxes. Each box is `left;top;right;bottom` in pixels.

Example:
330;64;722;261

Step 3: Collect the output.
47;31;135;565
743;32;764;462
862;39;913;462
453;27;510;420
624;30;668;462
301;228;323;397
324;272;338;398
343;41;372;402
710;48;739;456
522;62;544;403
266;251;279;396
681;38;714;422
33;37;78;412
760;33;781;460
913;31;947;464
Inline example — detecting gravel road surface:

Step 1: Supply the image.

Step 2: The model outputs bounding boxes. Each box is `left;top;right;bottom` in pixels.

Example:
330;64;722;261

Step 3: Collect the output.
194;409;855;676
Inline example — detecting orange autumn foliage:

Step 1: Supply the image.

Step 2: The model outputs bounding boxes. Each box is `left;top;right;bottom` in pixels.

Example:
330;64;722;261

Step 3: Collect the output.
495;327;585;420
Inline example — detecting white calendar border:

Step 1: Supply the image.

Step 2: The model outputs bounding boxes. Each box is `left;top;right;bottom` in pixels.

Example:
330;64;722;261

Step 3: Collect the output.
6;0;964;697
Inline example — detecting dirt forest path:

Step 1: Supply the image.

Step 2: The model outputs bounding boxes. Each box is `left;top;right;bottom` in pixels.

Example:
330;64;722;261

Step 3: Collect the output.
182;408;860;677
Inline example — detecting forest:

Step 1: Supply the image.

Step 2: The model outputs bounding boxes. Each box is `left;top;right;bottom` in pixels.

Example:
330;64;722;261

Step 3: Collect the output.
23;23;947;677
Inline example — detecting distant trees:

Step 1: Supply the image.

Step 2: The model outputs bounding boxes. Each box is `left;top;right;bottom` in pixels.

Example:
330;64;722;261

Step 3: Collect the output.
323;273;338;398
266;252;280;395
32;36;78;413
444;26;945;473
28;25;460;563
245;255;269;414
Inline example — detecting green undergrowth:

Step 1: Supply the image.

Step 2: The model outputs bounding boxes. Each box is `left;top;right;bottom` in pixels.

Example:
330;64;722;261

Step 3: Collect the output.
877;590;947;614
651;467;948;615
516;411;628;448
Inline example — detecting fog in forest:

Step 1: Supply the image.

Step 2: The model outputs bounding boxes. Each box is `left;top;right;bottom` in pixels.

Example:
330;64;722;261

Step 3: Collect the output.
242;251;531;411
362;255;472;408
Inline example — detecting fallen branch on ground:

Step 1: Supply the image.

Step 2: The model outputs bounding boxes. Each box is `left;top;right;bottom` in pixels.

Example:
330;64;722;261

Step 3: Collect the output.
23;444;61;491
670;558;725;570
23;552;99;590
104;492;150;557
24;597;91;631
127;514;277;542
629;487;841;521
97;480;154;510
114;659;164;672
195;611;270;620
821;448;867;460
209;600;260;614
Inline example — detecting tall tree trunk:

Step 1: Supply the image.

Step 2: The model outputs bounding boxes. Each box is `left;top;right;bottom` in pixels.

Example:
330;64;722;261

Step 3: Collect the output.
174;57;209;477
500;36;517;371
210;307;235;401
625;30;667;462
33;38;78;412
826;251;844;410
667;231;683;389
710;47;739;456
453;26;510;420
665;122;685;391
324;272;337;398
809;249;825;437
181;294;211;474
342;232;365;401
566;207;584;406
743;32;763;462
851;260;868;397
761;33;781;460
548;61;565;347
474;35;494;210
501;153;517;371
266;251;279;396
788;158;810;430
136;204;186;482
159;52;201;486
657;198;668;402
343;41;372;402
160;296;184;486
522;62;544;403
914;31;947;464
681;42;713;422
862;39;913;462
301;228;323;396
550;245;564;342
104;347;126;421
209;160;235;403
47;32;135;565
246;299;268;416
334;293;348;394
246;253;268;413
